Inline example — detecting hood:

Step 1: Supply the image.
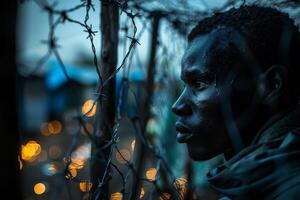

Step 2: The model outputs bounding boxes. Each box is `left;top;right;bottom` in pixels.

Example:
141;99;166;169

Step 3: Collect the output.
207;106;300;199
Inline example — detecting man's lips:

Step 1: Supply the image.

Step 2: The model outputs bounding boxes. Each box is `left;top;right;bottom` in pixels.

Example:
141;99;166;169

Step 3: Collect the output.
175;122;193;143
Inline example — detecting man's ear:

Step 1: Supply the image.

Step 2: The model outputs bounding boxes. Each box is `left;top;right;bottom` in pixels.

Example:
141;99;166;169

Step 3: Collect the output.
257;65;288;105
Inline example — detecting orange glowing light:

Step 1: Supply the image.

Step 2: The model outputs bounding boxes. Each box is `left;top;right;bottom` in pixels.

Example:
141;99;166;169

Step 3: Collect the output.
139;187;145;198
66;166;77;179
175;177;187;185
110;192;122;200
131;139;136;151
79;181;93;192
159;193;171;200
67;144;90;171
146;168;157;181
34;182;46;195
174;177;187;197
21;140;42;162
69;167;77;177
69;158;85;170
115;149;131;164
47;120;62;134
82;99;97;117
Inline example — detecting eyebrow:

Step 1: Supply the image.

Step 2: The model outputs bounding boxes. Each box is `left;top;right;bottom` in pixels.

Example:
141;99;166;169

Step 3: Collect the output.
181;67;215;83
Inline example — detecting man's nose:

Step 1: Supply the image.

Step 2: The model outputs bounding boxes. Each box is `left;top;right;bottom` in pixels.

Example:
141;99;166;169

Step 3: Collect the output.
172;93;192;116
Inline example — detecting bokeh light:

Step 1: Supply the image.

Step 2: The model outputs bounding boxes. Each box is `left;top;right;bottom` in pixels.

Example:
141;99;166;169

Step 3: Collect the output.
110;192;123;200
70;158;85;170
34;182;46;195
82;99;97;117
42;163;58;176
65;166;77;179
145;168;157;181
159;193;171;200
40;122;51;136
69;144;90;170
174;176;187;197
47;120;62;134
21;140;42;162
131;139;135;151
146;118;159;134
48;145;62;159
116;148;131;164
79;181;92;192
139;187;145;198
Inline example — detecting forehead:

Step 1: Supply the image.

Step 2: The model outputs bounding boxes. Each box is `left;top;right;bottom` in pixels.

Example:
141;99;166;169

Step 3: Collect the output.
181;34;216;73
181;31;235;76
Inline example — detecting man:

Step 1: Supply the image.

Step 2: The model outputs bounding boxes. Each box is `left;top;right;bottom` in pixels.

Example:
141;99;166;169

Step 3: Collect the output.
172;5;300;199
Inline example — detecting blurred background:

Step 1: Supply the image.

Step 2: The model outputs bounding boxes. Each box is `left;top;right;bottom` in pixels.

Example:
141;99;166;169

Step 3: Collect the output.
15;0;300;199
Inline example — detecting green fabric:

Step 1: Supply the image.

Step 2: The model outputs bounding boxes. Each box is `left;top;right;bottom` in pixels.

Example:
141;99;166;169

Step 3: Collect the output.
207;106;300;199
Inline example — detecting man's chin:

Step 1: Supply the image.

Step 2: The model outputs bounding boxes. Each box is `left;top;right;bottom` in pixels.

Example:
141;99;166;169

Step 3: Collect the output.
187;147;218;161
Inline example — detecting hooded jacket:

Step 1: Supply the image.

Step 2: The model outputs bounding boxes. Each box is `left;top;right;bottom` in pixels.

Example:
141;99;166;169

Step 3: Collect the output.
207;106;300;200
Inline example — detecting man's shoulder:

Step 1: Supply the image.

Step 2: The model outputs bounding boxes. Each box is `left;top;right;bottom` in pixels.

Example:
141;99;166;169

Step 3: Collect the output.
271;174;300;200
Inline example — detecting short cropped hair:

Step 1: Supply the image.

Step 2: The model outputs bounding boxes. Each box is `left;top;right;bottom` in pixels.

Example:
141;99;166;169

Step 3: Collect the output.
188;5;300;99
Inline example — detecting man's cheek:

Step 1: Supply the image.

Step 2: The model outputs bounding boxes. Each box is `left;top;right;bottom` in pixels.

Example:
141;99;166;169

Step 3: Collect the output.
194;88;219;107
187;114;205;130
193;101;220;121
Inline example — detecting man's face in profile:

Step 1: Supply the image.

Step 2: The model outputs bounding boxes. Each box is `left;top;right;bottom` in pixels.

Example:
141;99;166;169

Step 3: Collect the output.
172;30;257;160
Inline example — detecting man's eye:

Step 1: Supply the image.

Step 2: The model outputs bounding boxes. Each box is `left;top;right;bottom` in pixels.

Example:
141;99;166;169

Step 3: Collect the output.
194;81;208;90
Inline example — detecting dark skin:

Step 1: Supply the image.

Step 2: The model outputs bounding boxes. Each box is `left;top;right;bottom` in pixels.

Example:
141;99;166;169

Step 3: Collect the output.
172;28;289;161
